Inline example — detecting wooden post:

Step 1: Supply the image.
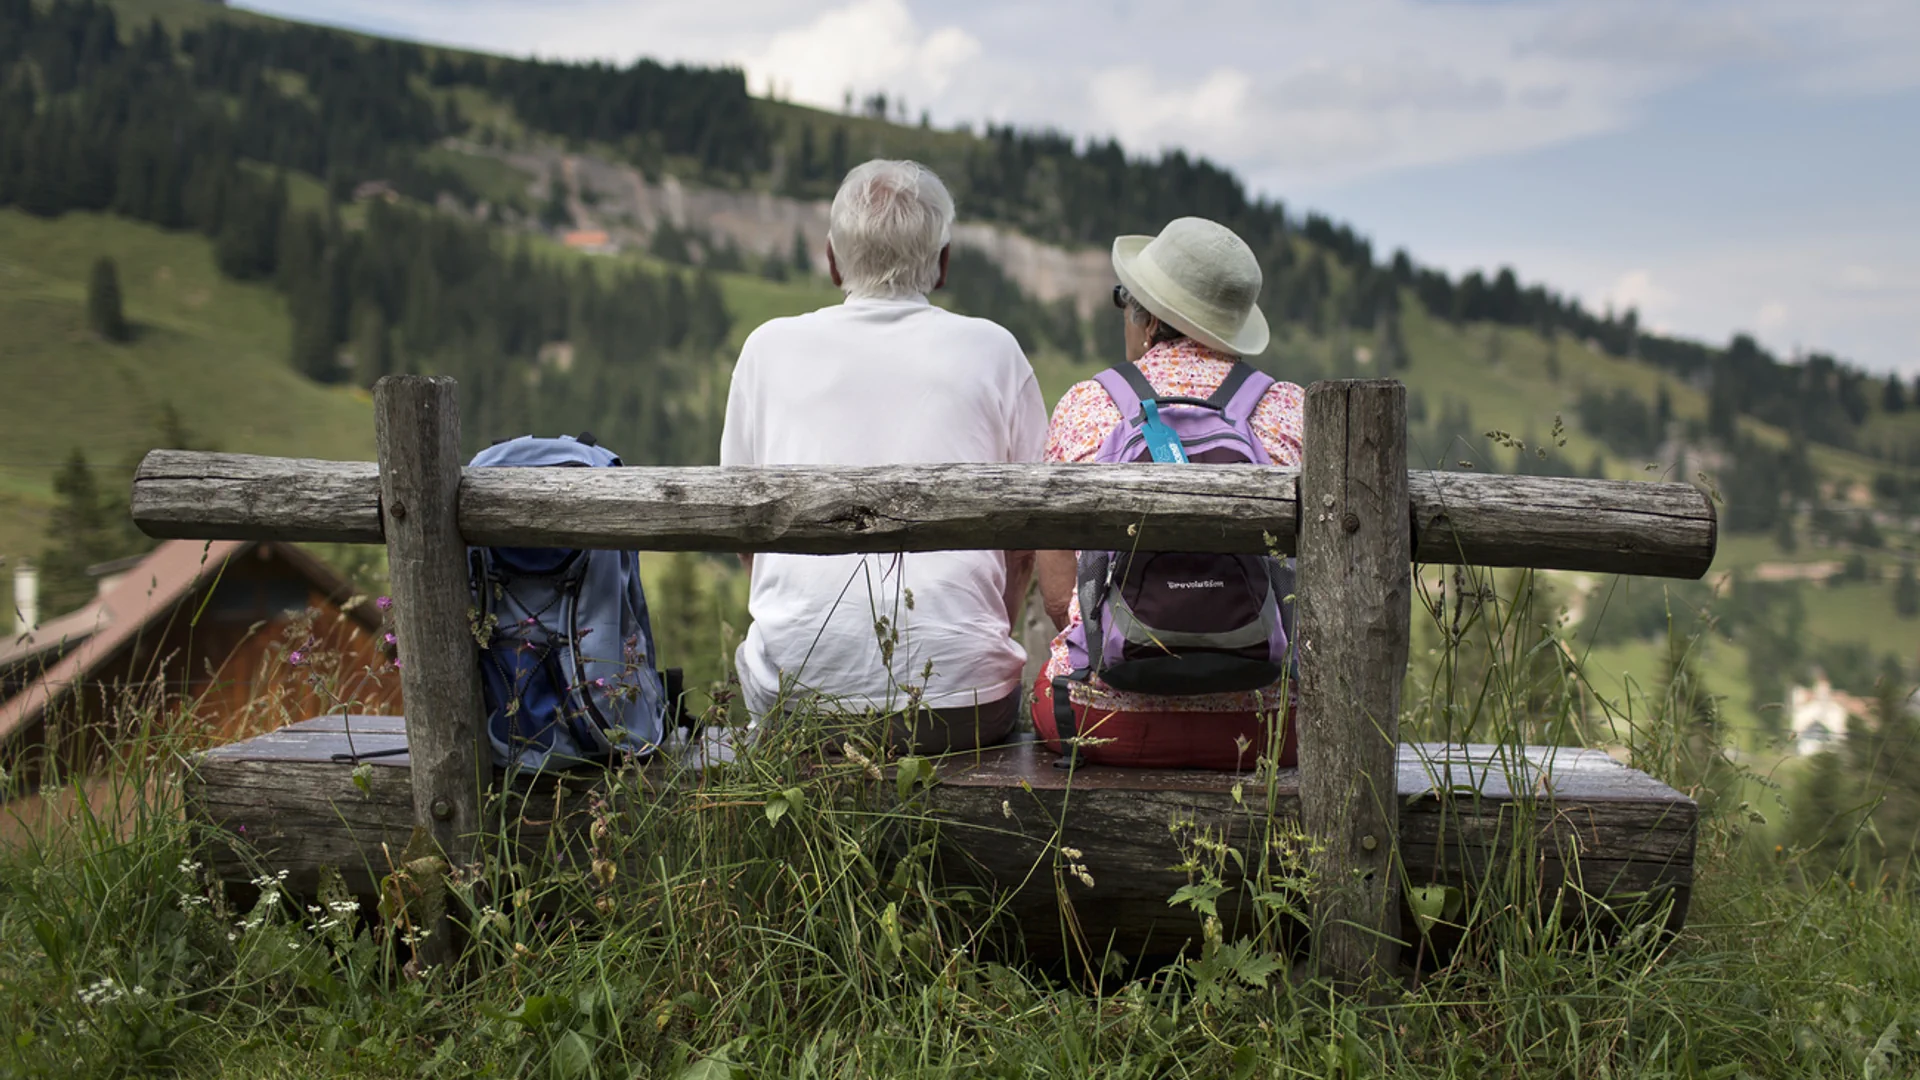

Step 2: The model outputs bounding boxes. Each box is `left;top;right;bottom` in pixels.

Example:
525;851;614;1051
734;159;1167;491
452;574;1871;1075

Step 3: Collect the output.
1296;379;1411;990
373;376;488;972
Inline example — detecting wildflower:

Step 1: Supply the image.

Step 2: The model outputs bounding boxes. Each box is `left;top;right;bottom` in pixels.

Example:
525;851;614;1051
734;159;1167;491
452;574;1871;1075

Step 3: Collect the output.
1060;847;1083;860
384;632;396;645
376;596;393;611
1001;800;1012;819
288;650;307;666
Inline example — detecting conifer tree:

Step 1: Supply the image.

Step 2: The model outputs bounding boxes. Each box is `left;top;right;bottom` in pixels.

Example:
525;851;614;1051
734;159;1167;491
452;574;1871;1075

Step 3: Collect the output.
686;270;732;354
1897;561;1920;619
86;255;128;341
790;227;812;276
38;449;133;617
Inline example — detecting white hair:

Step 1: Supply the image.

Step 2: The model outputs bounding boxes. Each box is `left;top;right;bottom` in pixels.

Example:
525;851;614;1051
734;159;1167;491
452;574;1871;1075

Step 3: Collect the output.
827;159;954;299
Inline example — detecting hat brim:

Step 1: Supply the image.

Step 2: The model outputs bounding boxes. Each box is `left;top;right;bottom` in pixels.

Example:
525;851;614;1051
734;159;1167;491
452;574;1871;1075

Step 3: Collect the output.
1112;235;1271;358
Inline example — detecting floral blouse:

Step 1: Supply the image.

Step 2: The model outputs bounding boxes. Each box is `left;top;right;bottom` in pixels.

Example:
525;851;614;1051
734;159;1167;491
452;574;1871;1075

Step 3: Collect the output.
1042;339;1305;713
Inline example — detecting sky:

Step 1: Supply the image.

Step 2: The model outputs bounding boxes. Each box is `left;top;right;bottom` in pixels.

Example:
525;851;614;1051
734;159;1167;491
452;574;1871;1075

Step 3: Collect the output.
242;0;1920;374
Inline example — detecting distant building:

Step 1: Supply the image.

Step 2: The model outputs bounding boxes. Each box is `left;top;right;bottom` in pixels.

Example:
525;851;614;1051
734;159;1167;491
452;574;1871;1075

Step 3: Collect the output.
0;540;401;794
561;229;616;254
1787;675;1872;756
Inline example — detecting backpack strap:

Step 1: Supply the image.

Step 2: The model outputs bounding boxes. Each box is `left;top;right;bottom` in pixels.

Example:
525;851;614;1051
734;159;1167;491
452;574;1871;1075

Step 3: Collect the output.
1208;361;1276;422
1094;364;1159;423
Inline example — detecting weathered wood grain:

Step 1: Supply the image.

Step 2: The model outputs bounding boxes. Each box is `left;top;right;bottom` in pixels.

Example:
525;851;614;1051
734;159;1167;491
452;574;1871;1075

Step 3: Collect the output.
133;451;383;543
1409;472;1716;578
184;729;1695;959
1298;379;1411;989
132;452;1718;579
374;376;490;970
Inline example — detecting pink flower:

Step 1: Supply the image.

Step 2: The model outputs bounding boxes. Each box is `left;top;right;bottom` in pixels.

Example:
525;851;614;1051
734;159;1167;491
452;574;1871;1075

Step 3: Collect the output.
376;596;393;611
384;632;396;645
288;650;307;666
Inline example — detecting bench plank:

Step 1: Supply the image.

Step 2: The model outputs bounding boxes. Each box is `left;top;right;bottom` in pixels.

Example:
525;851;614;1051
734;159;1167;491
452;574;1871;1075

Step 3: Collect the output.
184;720;1695;958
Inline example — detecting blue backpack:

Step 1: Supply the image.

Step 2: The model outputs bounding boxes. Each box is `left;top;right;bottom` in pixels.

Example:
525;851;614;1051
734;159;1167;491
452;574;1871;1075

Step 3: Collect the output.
467;434;668;774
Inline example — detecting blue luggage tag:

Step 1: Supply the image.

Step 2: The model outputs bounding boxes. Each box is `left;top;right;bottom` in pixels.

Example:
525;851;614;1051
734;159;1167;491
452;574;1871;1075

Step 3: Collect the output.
1139;400;1189;464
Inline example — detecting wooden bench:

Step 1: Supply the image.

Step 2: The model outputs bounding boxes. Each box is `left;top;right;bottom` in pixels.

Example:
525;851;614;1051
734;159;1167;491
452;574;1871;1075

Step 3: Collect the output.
137;375;1718;981
186;716;1695;960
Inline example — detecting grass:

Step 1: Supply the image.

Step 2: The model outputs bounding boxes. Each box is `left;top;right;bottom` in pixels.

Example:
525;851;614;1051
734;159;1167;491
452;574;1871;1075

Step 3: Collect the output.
4;571;1919;1077
0;209;376;571
0;209;368;562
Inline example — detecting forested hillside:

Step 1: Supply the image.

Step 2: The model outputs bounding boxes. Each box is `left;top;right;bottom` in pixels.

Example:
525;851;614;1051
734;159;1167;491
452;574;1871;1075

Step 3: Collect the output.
7;0;1920;770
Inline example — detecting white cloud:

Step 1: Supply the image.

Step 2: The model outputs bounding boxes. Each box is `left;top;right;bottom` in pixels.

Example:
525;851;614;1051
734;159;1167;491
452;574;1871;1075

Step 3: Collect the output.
233;0;1920;370
1602;269;1670;317
739;0;979;111
1757;301;1789;333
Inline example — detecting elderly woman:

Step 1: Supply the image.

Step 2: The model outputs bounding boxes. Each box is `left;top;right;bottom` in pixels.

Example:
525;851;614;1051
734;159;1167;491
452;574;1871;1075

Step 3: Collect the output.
721;160;1048;754
1034;217;1304;769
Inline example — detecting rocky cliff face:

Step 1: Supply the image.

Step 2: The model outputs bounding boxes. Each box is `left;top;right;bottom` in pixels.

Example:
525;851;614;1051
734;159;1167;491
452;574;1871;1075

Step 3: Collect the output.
466;141;1115;316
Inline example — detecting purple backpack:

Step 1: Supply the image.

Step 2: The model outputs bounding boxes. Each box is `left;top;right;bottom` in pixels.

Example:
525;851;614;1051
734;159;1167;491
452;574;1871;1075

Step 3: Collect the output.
1051;361;1296;746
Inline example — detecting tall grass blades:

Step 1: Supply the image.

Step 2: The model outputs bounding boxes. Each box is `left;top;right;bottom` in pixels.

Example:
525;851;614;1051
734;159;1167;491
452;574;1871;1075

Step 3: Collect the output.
6;572;1920;1078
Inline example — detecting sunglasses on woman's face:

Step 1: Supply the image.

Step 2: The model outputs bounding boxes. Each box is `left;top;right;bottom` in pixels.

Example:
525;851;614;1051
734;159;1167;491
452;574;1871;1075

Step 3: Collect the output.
1112;284;1130;309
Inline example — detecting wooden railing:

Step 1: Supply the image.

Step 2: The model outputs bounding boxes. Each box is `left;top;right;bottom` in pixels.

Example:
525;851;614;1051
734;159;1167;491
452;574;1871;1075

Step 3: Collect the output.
130;375;1717;986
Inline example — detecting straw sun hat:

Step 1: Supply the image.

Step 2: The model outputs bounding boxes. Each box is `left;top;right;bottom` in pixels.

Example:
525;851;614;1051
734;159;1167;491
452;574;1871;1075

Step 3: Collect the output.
1111;217;1270;357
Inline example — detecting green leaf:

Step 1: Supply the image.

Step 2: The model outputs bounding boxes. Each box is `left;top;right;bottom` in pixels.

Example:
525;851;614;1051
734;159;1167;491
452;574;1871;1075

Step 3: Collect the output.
510;993;568;1031
677;1058;735;1080
1407;884;1463;936
550;1030;592;1080
895;756;930;801
764;794;788;828
1169;881;1225;918
673;991;714;1019
1225;942;1283;988
676;1035;750;1080
352;763;373;795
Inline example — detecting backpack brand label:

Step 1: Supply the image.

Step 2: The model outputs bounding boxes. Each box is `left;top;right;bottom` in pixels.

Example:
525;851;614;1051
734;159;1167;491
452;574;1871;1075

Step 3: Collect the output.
1166;579;1228;590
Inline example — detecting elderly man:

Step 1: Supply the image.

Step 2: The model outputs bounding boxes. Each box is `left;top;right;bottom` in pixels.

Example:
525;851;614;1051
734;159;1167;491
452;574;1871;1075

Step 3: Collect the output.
720;160;1048;753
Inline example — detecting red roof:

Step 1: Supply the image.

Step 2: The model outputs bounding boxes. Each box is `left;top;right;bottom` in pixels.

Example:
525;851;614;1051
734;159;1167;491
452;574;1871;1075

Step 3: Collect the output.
0;539;368;750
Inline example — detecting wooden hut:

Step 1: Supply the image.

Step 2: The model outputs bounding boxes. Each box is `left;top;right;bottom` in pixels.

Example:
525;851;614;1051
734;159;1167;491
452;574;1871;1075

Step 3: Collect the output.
0;539;401;792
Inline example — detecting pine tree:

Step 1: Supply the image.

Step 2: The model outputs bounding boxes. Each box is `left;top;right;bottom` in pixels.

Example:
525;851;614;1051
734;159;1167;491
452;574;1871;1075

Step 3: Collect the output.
650;220;690;264
685;270;732;353
790;227;812;276
86;255;128;342
38;449;135;618
1773;512;1798;555
1896;561;1919;619
350;302;394;386
1885;373;1907;413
